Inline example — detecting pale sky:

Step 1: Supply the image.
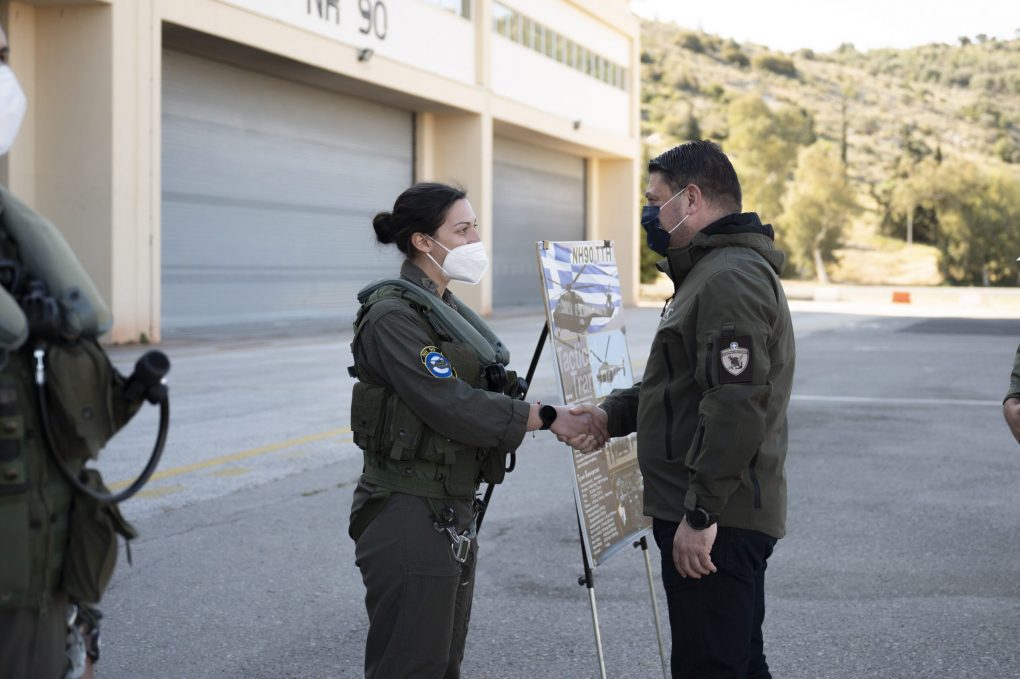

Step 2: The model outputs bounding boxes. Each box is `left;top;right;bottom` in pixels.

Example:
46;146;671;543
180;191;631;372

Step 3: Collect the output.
630;0;1020;53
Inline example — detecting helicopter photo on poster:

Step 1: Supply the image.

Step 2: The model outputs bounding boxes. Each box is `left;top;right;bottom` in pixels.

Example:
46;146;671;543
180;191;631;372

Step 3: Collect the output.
535;240;650;565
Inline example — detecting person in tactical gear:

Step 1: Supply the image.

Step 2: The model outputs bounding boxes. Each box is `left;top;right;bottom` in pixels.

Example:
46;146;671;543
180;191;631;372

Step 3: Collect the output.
0;27;154;679
1004;343;1020;444
571;141;795;678
349;182;604;679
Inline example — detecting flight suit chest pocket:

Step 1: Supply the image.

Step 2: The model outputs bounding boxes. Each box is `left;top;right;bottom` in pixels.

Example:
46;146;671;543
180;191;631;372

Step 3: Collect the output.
421;434;478;497
352;384;426;461
351;382;389;452
0;377;26;496
385;399;425;461
0;415;26;495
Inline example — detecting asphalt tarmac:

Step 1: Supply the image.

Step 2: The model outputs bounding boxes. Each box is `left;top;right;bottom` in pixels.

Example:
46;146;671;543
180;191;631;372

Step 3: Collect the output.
94;305;1020;678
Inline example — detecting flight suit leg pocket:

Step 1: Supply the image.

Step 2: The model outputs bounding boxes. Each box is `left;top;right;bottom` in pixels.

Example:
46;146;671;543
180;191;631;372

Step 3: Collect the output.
61;469;137;605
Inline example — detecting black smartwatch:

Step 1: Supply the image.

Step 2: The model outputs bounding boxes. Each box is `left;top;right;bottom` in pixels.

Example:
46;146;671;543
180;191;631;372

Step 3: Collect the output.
685;507;717;531
539;404;558;430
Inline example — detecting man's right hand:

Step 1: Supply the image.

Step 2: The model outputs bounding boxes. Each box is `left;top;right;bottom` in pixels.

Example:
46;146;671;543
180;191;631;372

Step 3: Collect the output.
561;405;610;453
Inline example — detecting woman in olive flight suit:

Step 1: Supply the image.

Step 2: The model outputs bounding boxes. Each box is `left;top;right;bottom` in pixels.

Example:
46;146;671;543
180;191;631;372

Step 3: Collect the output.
348;182;602;679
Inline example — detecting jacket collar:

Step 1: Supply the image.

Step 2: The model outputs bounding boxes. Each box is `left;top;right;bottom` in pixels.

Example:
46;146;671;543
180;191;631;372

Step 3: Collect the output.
656;212;784;288
400;259;458;310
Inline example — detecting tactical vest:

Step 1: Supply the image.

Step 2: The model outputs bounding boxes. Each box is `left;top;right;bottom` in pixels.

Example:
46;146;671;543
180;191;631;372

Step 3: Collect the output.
350;281;515;501
0;343;138;610
0;189;138;610
0;351;71;609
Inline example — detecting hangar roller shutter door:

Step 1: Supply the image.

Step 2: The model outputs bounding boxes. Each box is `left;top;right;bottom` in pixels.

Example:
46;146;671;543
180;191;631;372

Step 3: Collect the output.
492;137;585;308
161;50;412;335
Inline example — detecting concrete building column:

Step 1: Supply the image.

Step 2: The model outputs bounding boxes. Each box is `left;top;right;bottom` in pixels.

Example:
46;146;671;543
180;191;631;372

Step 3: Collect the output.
109;0;160;343
594;156;640;305
3;0;159;343
429;111;493;314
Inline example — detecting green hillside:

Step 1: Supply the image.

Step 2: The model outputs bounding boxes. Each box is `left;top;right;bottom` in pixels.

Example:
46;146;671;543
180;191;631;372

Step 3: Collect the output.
639;22;1020;286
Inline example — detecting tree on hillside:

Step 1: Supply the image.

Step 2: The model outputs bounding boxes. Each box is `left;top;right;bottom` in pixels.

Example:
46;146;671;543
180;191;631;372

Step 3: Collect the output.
752;53;798;78
933;163;1020;286
874;125;941;244
890;156;941;245
838;81;858;171
724;94;815;234
779;142;858;283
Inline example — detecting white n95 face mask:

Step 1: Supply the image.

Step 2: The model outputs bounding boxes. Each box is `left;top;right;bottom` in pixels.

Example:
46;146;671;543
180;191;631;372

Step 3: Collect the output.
0;65;26;156
427;236;489;285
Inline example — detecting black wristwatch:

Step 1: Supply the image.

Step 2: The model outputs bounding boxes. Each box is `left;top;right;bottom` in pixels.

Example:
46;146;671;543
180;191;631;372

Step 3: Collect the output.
686;507;717;531
539;404;558;430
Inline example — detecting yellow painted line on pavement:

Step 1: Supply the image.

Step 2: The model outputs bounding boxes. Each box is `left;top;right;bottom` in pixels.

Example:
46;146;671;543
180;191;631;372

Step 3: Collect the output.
133;484;185;500
209;467;252;478
108;427;353;490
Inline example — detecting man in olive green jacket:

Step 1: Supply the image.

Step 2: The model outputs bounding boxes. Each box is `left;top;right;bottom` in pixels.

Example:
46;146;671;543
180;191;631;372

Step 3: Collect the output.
573;141;795;678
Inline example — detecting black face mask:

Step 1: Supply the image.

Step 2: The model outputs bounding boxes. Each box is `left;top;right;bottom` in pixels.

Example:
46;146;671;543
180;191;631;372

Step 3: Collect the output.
641;206;672;256
640;188;689;256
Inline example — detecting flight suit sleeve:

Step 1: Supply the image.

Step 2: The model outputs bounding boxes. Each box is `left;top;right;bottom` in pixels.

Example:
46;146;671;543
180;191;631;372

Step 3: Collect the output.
682;268;777;516
359;302;530;452
1007;344;1020;403
600;383;641;438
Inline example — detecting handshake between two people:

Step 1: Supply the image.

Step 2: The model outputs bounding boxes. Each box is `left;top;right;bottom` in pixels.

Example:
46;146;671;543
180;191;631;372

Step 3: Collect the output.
542;404;610;453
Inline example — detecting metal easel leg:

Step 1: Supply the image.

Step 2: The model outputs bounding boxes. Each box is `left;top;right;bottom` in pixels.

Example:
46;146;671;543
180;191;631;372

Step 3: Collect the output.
578;518;607;679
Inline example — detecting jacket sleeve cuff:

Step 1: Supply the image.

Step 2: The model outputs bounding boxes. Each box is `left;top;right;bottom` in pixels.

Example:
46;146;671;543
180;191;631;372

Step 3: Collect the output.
600;399;630;438
684;486;728;516
1005;393;1020;405
496;399;531;451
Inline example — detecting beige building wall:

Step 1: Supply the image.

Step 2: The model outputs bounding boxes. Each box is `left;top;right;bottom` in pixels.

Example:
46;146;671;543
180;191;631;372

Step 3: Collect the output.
2;0;640;341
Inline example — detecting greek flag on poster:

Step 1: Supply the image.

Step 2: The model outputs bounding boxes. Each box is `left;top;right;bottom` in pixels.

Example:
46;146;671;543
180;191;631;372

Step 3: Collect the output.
542;243;622;333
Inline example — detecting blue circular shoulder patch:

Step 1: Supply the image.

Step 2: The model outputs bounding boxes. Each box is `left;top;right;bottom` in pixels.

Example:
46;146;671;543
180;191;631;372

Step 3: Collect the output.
421;349;455;379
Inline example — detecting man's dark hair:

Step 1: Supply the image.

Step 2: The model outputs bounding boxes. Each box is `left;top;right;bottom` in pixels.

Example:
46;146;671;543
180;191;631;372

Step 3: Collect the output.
648;140;742;212
373;182;467;257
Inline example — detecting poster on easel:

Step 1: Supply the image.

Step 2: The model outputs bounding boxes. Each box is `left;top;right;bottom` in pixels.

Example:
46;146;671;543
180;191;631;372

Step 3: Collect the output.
536;240;651;566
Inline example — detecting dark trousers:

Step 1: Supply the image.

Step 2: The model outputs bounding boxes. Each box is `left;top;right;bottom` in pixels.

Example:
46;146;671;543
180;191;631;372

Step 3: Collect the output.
652;520;777;679
354;492;477;679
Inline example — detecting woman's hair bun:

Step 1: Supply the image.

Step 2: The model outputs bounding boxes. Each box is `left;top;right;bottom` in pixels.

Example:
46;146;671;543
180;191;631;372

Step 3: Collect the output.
373;182;467;256
373;211;395;244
